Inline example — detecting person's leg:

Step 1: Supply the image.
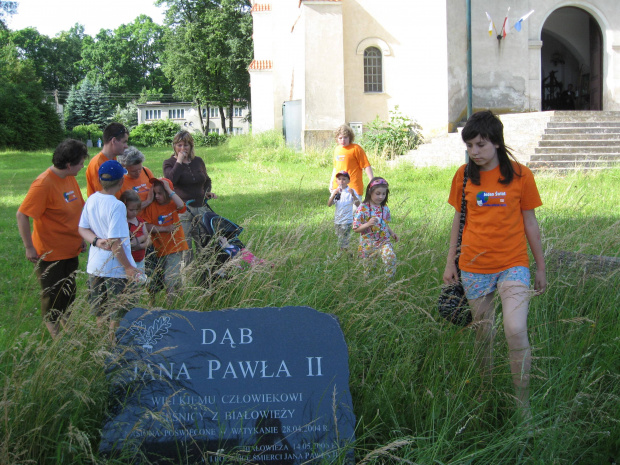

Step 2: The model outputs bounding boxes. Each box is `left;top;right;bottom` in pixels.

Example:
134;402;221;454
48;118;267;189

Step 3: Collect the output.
380;243;396;278
163;252;183;306
497;280;532;412
468;292;497;379
88;275;108;329
36;258;77;339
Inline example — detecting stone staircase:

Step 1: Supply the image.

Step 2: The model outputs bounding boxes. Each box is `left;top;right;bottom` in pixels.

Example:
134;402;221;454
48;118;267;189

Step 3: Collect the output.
529;111;620;170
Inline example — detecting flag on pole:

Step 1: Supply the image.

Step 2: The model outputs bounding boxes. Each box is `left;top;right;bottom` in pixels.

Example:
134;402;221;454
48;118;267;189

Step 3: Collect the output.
514;10;534;32
485;12;495;37
501;7;510;38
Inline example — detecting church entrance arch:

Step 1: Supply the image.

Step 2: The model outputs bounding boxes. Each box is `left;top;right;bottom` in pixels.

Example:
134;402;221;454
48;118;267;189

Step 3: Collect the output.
541;6;602;110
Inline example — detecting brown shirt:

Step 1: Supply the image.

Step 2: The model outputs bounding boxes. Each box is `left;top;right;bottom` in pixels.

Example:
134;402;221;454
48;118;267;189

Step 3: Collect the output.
162;155;212;205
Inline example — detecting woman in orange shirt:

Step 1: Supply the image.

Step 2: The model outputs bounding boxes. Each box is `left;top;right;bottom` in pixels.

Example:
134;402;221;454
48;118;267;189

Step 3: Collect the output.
16;139;89;339
443;111;546;419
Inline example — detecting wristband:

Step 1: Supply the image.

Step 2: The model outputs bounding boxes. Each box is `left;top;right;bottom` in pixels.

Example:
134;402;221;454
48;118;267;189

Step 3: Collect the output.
93;237;99;247
170;191;176;196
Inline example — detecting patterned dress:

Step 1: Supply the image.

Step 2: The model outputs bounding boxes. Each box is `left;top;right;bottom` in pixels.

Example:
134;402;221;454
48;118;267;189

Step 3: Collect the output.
353;203;396;277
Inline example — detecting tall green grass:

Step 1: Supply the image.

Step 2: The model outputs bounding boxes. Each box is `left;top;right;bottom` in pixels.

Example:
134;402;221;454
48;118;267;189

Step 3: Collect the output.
0;139;618;464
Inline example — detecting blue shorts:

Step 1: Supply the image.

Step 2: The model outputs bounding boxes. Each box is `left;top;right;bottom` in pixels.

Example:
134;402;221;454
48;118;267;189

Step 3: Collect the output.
461;266;530;300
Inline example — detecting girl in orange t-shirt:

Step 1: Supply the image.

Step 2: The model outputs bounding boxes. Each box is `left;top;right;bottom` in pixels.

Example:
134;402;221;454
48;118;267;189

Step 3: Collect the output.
442;111;546;419
142;178;188;304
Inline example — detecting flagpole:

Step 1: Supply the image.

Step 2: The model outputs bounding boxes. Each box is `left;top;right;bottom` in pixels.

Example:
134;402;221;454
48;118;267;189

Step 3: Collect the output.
466;0;472;163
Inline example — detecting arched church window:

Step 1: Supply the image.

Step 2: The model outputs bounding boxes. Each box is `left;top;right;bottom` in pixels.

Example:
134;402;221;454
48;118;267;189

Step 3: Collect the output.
364;47;383;93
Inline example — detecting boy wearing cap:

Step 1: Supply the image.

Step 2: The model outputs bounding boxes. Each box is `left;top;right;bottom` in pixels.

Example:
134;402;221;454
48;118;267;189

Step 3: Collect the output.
79;160;140;330
141;177;188;304
328;171;361;251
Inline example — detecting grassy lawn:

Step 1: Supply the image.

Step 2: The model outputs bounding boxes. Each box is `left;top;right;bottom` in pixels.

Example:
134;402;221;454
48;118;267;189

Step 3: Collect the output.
0;135;618;464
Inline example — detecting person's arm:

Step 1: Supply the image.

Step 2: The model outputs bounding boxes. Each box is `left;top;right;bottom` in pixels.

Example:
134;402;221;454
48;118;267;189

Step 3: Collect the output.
141;187;154;210
327;188;341;207
328;168;337;192
163;157;183;185
161;180;185;210
109;238;140;278
388;226;399;243
442;211;461;285
78;227;112;251
16;211;39;263
364;165;374;181
523;209;546;294
353;216;379;233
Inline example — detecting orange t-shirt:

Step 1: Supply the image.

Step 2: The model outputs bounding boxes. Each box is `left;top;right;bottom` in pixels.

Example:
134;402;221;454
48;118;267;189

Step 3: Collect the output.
86;152;122;198
142;201;189;257
122;166;154;203
332;143;371;196
448;163;542;273
18;168;85;261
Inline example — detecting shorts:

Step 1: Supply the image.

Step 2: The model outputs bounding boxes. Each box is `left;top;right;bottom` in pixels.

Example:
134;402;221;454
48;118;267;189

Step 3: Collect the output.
334;223;353;248
88;275;133;320
35;256;79;323
148;251;183;295
461;266;530;300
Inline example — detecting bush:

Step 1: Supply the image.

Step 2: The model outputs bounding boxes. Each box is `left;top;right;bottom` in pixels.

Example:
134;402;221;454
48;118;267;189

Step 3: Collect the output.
193;132;228;147
360;106;423;159
66;124;103;143
129;120;182;147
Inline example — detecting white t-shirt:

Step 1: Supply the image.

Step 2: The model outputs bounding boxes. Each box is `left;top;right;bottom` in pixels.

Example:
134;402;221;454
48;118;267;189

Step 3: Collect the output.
79;192;136;277
333;187;361;225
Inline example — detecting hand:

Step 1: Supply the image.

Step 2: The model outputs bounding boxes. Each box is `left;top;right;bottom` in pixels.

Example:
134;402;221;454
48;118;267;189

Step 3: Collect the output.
97;239;112;251
368;217;379;226
205;192;218;200
80;241;87;254
534;268;547;295
443;262;459;285
177;151;188;163
125;266;141;279
391;233;399;243
25;245;39;263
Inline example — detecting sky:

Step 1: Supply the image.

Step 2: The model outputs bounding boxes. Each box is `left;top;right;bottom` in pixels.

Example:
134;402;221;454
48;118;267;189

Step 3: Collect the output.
6;0;166;37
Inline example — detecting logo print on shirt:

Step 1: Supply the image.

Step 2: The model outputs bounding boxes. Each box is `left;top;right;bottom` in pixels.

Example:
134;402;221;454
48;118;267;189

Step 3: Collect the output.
158;213;174;225
476;191;507;207
133;183;148;194
64;191;78;203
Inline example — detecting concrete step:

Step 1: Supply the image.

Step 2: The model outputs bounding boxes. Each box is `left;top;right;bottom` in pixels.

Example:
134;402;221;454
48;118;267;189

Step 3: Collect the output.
530;153;620;161
528;160;619;169
535;146;620;154
552;111;620;121
544;128;620;135
547;122;620;128
539;138;620;146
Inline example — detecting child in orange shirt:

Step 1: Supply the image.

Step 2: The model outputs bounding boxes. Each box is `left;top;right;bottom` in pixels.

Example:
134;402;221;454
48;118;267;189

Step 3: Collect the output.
442;111;546;419
141;177;188;304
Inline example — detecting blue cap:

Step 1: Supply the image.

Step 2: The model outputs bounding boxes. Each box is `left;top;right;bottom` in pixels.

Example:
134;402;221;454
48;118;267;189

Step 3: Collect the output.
99;160;127;181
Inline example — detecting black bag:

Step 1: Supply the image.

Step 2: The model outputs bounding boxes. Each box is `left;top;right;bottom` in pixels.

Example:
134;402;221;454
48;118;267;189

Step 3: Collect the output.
438;166;472;326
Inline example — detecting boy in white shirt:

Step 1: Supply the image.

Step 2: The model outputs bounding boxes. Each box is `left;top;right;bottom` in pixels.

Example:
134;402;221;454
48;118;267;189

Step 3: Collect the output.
79;160;140;332
328;171;361;251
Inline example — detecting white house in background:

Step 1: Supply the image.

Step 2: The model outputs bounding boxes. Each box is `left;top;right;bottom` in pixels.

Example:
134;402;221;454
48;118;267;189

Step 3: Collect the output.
136;102;250;135
249;0;620;149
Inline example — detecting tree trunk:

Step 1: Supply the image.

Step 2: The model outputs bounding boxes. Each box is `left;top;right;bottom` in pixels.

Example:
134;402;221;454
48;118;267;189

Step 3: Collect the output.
228;101;234;134
219;106;226;134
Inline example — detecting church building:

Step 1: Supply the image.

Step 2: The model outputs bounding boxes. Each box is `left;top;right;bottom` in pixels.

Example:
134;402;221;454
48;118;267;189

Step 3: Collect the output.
249;0;620;149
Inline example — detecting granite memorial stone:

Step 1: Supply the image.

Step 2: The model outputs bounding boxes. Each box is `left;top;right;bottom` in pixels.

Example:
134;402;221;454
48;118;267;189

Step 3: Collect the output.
99;306;356;464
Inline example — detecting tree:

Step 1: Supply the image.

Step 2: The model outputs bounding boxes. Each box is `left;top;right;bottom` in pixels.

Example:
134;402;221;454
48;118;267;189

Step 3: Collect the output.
6;25;84;91
64;77;111;129
158;0;252;134
0;44;63;149
0;1;17;31
80;15;172;96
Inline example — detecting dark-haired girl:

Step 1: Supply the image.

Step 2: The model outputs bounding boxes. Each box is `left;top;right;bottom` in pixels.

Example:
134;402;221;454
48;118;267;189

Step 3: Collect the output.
442;110;546;416
353;177;399;278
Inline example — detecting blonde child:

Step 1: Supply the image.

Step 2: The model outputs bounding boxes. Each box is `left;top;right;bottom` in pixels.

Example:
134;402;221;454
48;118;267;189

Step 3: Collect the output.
120;190;150;272
141;177;188;303
329;124;374;198
353;177;399;277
